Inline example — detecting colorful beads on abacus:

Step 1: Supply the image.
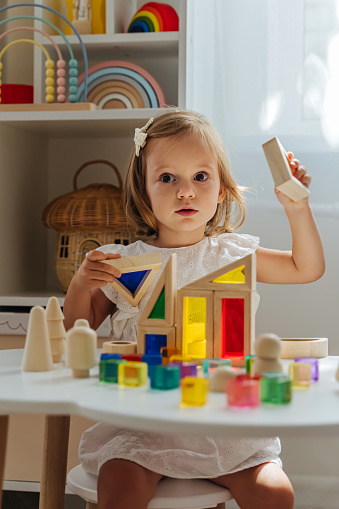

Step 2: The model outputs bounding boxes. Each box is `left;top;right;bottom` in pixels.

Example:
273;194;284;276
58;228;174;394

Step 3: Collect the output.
68;58;78;103
56;59;67;103
45;59;55;103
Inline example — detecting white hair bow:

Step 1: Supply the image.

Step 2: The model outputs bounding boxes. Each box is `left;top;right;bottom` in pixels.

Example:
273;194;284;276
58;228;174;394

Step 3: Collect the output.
134;118;154;156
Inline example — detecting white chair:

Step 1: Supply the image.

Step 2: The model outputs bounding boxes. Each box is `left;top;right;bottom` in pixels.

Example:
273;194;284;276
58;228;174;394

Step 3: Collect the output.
67;464;234;509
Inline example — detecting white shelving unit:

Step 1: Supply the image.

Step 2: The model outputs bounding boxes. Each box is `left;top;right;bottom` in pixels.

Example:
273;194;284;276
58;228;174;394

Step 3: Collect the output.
0;0;188;309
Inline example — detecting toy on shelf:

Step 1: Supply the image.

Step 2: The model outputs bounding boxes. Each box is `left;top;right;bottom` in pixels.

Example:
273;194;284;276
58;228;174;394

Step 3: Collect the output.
103;341;137;355
251;333;283;375
76;60;166;109
262;137;310;202
279;337;328;359
0;2;92;110
128;3;179;33
72;0;92;34
65;0;105;35
42;160;133;292
65;318;97;378
46;296;66;363
0;84;33;105
21;306;54;372
101;253;162;306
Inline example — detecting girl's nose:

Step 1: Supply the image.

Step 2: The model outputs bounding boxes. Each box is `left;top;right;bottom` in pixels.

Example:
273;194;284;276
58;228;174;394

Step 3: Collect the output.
177;184;195;199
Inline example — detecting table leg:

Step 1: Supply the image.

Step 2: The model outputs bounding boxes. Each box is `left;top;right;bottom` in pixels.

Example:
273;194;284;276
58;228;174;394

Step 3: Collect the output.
39;415;70;509
0;415;9;509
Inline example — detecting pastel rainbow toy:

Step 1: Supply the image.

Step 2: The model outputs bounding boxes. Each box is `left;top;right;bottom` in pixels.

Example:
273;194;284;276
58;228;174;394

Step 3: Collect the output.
76;61;166;109
128;2;179;33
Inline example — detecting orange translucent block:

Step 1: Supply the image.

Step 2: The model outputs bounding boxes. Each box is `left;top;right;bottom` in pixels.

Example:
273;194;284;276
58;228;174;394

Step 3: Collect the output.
161;346;181;365
181;376;208;406
289;362;311;389
118;361;148;387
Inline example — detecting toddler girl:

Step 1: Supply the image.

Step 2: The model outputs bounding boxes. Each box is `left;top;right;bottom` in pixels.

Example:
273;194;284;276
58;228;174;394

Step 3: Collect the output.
64;109;325;509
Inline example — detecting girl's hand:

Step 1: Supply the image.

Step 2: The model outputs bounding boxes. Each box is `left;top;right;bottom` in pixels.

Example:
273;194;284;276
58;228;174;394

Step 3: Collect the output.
275;151;311;209
72;250;122;292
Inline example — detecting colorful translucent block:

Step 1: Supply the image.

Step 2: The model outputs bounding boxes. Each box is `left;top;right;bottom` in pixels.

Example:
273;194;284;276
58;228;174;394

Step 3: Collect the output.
121;354;142;362
221;298;244;359
145;334;167;355
142;354;163;368
202;358;232;377
148;286;165;319
169;361;198;380
99;358;126;383
213;265;245;284
294;358;319;382
161;346;181;365
100;353;121;360
226;377;260;408
181;376;208;406
149;365;180;390
183;297;206;358
289;362;311;389
245;355;255;374
118;361;148;387
260;374;292;404
118;270;149;296
169;354;192;363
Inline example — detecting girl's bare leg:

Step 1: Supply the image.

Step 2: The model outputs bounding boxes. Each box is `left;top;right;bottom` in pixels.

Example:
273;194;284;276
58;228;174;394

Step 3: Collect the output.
97;458;164;509
210;462;294;509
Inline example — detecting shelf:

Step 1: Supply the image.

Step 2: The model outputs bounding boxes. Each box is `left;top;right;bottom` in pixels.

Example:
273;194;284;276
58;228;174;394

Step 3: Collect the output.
0;108;164;137
44;32;179;58
0;294;65;307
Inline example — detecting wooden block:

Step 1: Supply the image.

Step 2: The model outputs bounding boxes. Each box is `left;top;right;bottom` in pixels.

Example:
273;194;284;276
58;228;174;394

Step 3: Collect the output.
262;137;310;202
279;338;328;359
22;306;54;372
101;253;162;307
0;103;97;112
136;326;175;355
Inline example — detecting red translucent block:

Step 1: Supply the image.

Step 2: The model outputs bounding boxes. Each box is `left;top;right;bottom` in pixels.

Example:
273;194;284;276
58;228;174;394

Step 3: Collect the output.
226;377;260;409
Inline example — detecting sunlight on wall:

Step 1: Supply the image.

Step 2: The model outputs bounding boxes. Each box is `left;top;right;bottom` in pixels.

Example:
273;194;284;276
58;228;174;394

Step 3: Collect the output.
259;91;284;131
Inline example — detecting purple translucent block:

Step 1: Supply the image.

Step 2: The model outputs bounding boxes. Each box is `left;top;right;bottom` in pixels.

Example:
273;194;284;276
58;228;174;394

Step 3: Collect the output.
294;358;319;382
169;361;197;380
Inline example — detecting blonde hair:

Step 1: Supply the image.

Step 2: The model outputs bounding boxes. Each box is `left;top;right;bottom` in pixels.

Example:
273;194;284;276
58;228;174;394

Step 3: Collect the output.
124;108;246;237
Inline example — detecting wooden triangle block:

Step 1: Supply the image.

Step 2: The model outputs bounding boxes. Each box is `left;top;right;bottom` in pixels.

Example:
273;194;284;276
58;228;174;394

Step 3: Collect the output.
138;254;177;327
182;254;256;292
101;253;162;306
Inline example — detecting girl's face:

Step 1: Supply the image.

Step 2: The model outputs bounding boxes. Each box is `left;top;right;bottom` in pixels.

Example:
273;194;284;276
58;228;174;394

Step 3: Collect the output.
145;133;225;247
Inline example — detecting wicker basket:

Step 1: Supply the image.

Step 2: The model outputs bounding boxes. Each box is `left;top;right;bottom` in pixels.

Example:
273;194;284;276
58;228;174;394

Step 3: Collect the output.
42;160;134;292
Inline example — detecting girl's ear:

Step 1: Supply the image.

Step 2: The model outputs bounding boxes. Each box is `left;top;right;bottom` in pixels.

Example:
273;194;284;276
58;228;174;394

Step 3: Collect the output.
217;185;226;203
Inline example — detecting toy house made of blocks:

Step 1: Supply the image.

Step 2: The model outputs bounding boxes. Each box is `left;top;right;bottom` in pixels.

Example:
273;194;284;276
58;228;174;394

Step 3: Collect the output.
137;253;257;366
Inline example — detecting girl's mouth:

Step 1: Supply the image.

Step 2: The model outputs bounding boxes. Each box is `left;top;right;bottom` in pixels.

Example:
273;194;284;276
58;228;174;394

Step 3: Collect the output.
175;209;198;217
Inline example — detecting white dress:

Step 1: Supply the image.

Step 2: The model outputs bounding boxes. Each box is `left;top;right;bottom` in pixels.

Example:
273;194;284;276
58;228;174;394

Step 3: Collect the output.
79;233;282;478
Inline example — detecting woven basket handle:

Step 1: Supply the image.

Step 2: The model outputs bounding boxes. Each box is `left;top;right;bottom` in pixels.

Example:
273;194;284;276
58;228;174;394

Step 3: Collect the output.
73;160;123;190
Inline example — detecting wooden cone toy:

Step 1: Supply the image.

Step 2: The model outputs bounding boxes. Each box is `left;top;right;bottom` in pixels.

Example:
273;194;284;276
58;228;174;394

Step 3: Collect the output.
46;296;66;363
65;319;97;378
21;306;54;372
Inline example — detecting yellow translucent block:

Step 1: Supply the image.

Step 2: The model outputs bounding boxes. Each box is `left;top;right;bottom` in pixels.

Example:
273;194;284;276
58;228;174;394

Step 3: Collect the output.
182;377;208;406
289;362;311;389
169;354;192;363
187;339;206;358
118;361;148;387
213;265;245;284
183;297;206;356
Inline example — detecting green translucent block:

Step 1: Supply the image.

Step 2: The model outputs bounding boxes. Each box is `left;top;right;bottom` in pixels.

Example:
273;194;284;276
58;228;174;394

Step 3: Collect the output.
245;355;255;374
99;359;126;383
149;364;181;390
148;286;165;319
202;358;232;376
260;374;292;404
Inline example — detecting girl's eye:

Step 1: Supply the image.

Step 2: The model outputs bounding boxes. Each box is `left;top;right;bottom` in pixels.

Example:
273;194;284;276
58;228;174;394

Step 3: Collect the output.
160;173;175;183
194;172;208;182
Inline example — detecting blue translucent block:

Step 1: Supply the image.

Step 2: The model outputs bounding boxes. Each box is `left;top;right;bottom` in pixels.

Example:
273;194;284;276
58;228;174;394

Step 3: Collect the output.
100;353;121;360
260;374;292;404
202;358;232;377
118;270;149;296
149;365;181;390
99;358;126;383
142;354;163;369
294;358;319;382
145;334;167;355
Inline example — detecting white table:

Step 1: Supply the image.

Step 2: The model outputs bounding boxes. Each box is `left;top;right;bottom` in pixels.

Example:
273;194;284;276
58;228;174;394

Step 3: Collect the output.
0;349;338;509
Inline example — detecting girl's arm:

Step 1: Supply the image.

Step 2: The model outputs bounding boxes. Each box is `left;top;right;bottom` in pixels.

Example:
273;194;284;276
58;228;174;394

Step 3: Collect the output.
63;249;121;330
256;154;325;284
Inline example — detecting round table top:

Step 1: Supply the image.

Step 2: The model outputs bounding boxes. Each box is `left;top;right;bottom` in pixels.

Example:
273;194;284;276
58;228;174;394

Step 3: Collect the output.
0;349;338;438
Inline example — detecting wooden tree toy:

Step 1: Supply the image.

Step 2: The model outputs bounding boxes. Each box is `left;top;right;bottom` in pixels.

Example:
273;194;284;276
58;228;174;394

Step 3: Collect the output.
262;137;310;202
65;318;97;378
21;306;53;372
251;333;283;375
100;252;162;306
46;296;66;363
